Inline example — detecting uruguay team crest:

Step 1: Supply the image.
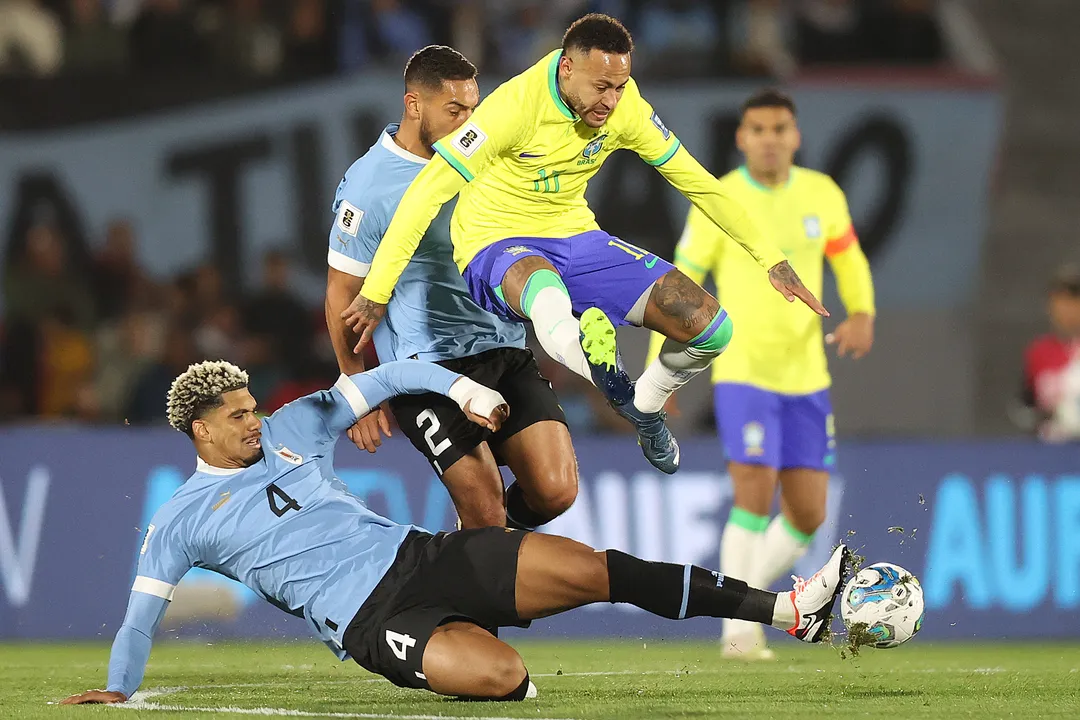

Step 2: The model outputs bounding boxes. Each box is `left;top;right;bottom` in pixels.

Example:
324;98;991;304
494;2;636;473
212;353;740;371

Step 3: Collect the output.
742;422;765;457
803;215;822;239
582;133;608;159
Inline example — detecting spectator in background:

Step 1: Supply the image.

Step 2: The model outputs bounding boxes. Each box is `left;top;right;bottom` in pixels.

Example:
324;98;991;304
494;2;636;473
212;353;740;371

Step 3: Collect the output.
211;0;282;76
635;0;723;78
282;0;334;77
129;0;206;73
1019;264;1080;443
243;249;311;378
0;0;63;76
95;308;165;422
125;324;198;424
794;0;867;65
63;0;128;75
370;0;432;67
3;219;95;331
91;218;145;323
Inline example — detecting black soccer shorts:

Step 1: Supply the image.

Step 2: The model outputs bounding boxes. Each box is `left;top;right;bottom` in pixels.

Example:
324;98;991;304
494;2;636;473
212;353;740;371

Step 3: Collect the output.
387;347;566;475
342;528;529;690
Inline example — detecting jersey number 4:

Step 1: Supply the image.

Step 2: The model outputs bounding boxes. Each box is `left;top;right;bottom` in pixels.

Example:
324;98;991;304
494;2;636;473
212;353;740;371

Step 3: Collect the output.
386;630;416;661
266;483;302;517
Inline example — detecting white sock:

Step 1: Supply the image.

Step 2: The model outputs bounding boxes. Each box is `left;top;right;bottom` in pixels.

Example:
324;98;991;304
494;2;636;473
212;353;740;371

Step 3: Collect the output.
719;509;767;641
770;592;796;631
633;340;714;413
758;515;813;589
525;286;593;384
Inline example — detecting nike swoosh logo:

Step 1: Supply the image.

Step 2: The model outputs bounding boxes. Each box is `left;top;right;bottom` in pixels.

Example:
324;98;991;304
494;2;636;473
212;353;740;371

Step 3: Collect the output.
644;257;658;268
519;153;544;158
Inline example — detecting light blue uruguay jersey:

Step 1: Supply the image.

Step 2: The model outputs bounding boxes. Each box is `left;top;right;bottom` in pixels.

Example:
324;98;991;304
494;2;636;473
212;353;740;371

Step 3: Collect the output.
327;124;525;362
105;362;462;698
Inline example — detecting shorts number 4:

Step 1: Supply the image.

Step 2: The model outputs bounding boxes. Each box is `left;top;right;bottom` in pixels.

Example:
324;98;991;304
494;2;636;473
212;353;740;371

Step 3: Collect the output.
385;630;416;661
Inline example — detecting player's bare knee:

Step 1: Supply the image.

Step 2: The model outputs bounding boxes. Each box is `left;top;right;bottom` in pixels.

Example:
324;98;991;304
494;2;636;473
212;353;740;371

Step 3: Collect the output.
788;506;825;536
648;269;721;342
481;648;527;697
533;463;578;520
503;256;558;315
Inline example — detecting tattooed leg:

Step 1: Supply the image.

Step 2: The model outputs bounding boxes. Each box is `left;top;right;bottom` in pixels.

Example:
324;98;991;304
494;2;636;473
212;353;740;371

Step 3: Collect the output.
634;269;733;414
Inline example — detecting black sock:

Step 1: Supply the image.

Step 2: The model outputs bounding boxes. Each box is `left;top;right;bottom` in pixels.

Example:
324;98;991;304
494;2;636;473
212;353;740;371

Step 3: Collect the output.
504;483;550;531
498;672;531;701
457;672;531;702
605;550;775;625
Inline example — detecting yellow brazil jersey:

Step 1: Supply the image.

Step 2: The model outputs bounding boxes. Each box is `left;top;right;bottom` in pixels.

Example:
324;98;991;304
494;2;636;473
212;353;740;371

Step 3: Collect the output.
666;166;874;395
359;50;786;304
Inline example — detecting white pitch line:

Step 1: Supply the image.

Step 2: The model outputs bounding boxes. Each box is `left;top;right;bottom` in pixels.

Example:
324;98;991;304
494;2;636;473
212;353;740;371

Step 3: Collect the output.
116;686;576;720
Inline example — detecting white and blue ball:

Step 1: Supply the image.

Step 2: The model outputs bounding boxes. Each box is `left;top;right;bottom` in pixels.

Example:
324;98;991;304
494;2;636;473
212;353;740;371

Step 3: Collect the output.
840;562;924;648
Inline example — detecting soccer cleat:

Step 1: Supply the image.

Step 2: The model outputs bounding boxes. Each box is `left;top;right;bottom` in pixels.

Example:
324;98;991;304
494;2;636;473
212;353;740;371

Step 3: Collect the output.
579;307;680;474
612;402;680;475
787;544;850;643
579;307;634;407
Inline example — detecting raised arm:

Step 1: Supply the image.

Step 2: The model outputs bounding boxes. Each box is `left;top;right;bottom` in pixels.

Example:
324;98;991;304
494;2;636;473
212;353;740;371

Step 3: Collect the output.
620;80;826;316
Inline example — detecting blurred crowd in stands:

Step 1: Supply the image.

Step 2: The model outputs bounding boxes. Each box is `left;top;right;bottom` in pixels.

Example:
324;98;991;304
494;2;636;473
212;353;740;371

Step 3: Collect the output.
0;212;342;425
0;0;953;80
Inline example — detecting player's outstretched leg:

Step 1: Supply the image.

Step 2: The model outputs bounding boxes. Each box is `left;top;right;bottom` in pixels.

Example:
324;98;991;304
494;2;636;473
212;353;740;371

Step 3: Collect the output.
514;533;850;644
580;306;679;473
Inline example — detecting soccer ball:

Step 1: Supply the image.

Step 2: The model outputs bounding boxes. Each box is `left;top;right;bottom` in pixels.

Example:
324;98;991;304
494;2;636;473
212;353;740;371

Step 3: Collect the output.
840;562;924;648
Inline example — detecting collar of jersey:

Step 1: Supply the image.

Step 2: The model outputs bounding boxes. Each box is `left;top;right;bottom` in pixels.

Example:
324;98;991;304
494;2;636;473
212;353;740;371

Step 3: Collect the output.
196;456;246;476
739;165;794;192
547;51;576;121
381;126;429;165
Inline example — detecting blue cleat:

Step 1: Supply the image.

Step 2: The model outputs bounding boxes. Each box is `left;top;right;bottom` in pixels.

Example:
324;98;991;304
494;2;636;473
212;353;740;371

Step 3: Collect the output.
613;402;681;475
579;308;680;474
578;307;634;407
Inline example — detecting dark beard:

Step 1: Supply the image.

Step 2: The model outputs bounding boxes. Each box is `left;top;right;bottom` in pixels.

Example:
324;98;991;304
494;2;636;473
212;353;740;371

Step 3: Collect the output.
418;120;436;154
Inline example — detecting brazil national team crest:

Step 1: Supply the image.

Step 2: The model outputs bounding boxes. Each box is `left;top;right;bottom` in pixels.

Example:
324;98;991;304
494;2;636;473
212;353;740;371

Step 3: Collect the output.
742;422;765;457
803;214;822;239
579;133;608;165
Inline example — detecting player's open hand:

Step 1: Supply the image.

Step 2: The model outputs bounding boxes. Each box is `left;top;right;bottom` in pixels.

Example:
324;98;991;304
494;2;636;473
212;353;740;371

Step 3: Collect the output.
341;293;388;353
347;406;392;453
768;261;829;317
826;312;874;359
60;690;127;705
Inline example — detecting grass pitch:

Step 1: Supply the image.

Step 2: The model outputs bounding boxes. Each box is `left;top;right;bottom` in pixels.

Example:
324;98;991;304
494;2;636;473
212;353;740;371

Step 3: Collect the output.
4;639;1079;719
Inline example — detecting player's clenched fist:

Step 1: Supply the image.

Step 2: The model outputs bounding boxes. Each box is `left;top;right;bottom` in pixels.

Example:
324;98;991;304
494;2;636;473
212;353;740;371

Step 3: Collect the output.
60;690;127;705
341;293;388;353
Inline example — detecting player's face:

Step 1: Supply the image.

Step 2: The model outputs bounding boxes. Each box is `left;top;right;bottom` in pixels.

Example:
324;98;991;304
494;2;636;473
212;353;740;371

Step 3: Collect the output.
559;50;631;128
1049;290;1080;337
195;388;263;466
737;107;801;178
417;78;480;152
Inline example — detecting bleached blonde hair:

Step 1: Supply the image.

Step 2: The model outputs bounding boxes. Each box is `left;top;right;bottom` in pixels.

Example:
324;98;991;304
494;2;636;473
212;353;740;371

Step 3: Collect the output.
166;360;250;436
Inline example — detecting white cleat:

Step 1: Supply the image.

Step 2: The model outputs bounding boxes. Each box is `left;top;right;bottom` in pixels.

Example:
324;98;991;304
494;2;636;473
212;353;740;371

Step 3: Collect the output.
786;544;851;643
721;629;776;661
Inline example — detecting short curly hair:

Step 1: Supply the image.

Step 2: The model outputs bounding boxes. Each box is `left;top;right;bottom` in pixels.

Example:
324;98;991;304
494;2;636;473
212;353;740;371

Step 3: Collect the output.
166;360;250;437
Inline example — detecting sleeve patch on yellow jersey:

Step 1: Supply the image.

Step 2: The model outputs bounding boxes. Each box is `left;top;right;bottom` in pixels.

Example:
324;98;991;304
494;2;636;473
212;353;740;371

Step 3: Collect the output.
450;122;487;158
650;111;671;139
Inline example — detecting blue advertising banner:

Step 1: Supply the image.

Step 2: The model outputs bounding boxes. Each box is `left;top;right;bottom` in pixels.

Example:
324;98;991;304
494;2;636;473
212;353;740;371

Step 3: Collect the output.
1;430;1077;643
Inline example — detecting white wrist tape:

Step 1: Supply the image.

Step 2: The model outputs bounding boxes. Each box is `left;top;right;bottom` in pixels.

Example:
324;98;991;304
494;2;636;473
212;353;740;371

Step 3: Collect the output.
448;377;507;418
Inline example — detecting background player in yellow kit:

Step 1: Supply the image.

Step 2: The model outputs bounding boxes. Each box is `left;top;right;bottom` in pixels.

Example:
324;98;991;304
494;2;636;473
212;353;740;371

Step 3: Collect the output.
342;15;826;477
649;89;875;658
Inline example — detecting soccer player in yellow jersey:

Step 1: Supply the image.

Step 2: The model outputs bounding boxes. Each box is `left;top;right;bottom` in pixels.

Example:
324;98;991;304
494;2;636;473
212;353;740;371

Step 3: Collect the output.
342;14;826;476
649;89;875;658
